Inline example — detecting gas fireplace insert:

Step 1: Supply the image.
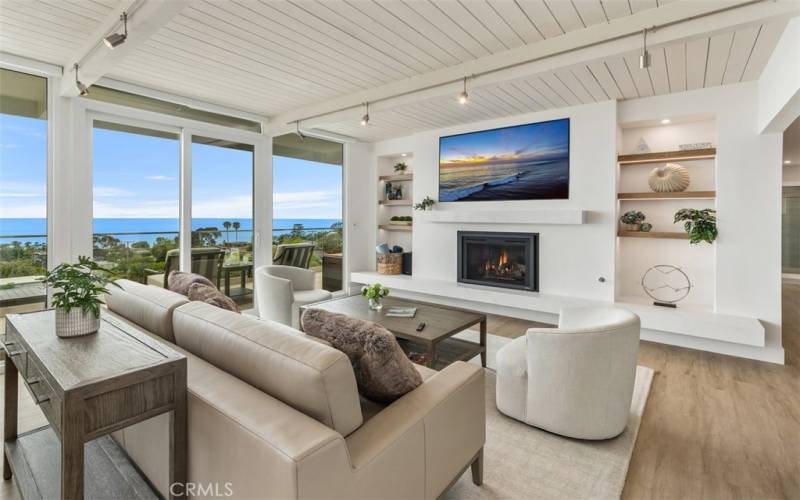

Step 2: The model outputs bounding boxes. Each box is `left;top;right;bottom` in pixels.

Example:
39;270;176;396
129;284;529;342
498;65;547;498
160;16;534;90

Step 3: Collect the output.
457;231;539;292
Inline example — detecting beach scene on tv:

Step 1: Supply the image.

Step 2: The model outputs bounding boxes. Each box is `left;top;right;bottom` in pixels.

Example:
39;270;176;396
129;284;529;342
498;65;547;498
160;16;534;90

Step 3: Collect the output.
439;118;570;202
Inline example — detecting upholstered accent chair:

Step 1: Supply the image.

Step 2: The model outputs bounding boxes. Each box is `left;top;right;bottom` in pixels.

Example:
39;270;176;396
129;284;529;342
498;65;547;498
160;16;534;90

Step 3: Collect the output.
272;242;315;269
495;307;641;440
145;247;225;289
254;265;331;327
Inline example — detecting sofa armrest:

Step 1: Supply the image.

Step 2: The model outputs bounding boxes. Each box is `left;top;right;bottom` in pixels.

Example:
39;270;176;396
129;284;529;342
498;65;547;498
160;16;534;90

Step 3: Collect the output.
344;361;485;497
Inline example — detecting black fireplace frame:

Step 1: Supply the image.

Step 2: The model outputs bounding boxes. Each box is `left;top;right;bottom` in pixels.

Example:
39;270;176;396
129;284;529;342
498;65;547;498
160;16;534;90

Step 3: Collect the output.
457;231;539;292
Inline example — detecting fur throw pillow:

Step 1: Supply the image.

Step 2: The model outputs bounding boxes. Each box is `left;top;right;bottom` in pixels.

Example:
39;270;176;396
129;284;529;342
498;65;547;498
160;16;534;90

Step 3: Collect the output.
168;271;215;296
301;309;422;403
187;283;240;313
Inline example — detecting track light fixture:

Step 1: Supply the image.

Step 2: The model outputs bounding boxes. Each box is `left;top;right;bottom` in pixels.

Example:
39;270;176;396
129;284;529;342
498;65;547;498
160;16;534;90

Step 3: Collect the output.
74;64;89;96
295;121;305;141
639;28;651;69
458;76;469;105
361;102;370;126
104;12;128;49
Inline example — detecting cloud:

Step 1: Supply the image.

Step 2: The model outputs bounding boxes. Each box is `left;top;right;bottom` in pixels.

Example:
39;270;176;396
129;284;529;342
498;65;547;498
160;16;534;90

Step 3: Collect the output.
273;191;341;219
145;175;175;181
0;143;21;149
93;199;178;218
0;181;45;198
94;186;135;198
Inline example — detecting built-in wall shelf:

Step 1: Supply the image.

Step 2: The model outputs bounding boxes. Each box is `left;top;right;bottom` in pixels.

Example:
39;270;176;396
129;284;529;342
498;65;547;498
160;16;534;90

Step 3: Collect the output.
379;199;412;206
618;148;716;165
617;230;688;239
420;209;585;225
618;191;716;200
350;271;765;348
379;174;413;182
379;224;412;232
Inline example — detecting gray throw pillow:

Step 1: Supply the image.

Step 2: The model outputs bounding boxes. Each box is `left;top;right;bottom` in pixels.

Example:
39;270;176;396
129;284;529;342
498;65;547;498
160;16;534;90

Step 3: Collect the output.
168;271;215;296
301;308;422;403
187;283;240;313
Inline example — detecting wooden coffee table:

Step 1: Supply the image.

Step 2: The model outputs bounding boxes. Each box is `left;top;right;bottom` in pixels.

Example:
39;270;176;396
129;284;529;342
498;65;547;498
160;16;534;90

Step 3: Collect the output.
301;295;487;369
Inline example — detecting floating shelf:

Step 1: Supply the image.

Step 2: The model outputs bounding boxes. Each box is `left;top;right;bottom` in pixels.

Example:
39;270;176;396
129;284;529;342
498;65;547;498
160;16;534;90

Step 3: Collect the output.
379;224;412;232
379;174;413;182
618;148;716;165
618;191;716;200
618;230;688;239
379;199;412;206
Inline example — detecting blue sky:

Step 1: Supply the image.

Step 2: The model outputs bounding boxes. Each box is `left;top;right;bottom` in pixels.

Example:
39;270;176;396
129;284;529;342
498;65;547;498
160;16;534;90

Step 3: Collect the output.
440;118;569;168
0;113;343;221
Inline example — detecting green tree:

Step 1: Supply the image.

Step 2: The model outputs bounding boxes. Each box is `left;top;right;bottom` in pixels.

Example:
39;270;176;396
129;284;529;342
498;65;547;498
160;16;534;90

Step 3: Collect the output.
193;227;221;247
232;221;241;242
223;221;232;242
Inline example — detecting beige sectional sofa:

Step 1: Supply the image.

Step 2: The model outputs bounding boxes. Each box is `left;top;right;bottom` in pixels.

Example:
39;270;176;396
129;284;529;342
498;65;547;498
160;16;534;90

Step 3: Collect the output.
104;279;486;499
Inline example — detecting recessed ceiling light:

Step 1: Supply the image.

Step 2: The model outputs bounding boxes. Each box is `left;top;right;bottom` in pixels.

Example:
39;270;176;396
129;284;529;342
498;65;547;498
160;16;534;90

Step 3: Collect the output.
786;160;793;164
661;118;671;124
401;153;407;157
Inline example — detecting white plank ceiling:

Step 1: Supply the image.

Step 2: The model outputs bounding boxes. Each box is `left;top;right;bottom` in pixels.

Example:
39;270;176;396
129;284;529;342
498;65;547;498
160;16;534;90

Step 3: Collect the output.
0;0;791;141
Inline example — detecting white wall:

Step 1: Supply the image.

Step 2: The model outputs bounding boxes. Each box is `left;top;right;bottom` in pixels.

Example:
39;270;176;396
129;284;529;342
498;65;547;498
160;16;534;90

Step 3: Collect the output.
758;17;800;134
364;101;618;302
619;82;784;362
785;164;800;183
347;142;376;274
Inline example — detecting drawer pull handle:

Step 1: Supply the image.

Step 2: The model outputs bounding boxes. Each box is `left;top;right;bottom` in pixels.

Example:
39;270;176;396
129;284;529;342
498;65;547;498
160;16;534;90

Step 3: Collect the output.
6;350;24;357
27;377;42;386
34;394;50;405
4;341;16;347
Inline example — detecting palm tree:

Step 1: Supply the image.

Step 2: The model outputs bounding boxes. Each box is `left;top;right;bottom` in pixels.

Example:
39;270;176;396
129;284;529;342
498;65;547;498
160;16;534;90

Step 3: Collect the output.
223;221;232;243
232;221;241;242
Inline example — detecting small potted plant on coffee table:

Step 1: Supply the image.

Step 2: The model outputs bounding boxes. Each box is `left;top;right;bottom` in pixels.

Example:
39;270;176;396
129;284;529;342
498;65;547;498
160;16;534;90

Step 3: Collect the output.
41;256;119;338
361;283;389;311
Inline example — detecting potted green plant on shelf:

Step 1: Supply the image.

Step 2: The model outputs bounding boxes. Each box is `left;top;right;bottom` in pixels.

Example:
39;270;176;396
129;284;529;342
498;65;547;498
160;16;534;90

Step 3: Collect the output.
619;210;646;231
413;196;436;211
393;162;408;173
390;215;413;226
41;256;120;338
674;208;717;244
361;283;390;311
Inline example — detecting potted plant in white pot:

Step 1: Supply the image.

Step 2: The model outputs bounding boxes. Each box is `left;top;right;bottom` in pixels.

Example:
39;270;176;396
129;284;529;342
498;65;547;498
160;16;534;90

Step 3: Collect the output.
41;256;119;338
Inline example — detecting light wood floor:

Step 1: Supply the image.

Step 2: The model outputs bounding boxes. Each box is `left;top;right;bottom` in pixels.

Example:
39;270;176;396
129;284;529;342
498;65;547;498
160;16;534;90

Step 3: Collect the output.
1;283;798;499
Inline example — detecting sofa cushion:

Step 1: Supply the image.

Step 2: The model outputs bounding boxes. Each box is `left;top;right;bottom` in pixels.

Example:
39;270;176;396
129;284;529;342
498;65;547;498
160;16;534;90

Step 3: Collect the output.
172;301;363;436
168;271;215;295
187;282;240;313
301;309;423;403
105;279;188;343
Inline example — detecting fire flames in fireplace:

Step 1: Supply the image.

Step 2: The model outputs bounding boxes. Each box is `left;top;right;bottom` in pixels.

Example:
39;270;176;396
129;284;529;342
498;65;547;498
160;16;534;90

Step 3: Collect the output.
481;250;525;281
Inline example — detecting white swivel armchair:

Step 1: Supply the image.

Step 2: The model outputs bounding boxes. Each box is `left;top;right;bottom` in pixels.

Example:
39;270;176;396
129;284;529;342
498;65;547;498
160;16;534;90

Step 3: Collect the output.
496;307;640;440
254;265;332;327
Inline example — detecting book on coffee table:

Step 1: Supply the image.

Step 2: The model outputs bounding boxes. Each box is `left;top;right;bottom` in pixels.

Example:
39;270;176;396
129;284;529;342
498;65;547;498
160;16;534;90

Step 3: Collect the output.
385;307;417;318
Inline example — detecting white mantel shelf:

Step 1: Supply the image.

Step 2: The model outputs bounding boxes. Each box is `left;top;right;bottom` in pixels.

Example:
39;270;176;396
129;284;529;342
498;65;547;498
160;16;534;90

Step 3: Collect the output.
350;272;765;348
417;209;585;225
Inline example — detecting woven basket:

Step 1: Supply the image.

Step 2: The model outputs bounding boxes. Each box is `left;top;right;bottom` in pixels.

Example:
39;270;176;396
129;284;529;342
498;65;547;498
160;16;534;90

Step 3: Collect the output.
377;253;402;275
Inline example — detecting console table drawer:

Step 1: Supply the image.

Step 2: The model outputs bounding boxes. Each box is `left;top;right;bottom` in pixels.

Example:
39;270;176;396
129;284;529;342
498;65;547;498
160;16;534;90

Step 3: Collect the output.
3;327;27;375
24;357;62;435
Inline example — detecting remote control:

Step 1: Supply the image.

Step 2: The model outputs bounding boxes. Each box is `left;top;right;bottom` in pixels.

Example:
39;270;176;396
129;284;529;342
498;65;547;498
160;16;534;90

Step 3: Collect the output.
416;322;426;332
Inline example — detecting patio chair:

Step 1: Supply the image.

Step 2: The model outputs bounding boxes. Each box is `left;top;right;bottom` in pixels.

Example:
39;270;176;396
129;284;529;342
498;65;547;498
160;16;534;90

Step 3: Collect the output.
272;242;315;269
146;247;225;289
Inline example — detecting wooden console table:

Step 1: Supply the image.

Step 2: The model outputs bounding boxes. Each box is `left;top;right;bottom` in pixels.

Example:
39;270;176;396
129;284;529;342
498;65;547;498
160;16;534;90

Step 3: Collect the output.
3;310;187;499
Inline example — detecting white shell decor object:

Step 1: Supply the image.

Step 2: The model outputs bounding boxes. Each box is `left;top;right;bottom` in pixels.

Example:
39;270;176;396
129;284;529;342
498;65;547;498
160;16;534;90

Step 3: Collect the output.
55;308;101;338
648;163;690;192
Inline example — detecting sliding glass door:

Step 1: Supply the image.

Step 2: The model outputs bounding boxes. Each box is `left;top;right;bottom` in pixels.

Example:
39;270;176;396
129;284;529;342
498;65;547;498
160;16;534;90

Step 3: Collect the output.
0;68;48;320
191;136;254;302
92;121;180;285
273;133;344;292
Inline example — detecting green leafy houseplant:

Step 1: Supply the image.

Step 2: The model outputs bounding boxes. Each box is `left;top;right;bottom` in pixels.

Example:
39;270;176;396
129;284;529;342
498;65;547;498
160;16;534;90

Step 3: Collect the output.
41;256;119;337
413;196;436;211
361;283;389;310
674;208;718;244
393;162;408;173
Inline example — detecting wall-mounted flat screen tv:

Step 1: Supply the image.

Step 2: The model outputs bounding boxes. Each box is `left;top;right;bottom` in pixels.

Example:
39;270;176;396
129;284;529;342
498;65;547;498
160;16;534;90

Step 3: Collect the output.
439;118;570;202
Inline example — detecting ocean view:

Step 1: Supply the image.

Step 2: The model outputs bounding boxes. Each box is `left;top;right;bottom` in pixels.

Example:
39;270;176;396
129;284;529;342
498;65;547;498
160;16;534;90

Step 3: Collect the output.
0;218;343;245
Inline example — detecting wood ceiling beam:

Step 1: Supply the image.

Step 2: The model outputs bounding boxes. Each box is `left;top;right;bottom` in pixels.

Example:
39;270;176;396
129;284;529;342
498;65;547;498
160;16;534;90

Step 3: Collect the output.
60;0;191;97
271;0;800;134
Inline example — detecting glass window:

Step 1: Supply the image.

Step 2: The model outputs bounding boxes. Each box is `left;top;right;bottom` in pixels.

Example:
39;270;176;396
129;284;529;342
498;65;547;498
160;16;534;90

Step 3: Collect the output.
273;133;344;292
92;120;180;285
0;68;48;321
191;136;254;304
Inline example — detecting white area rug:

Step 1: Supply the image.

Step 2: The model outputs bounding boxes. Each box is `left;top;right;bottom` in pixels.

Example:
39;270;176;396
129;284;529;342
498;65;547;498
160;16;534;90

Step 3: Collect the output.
447;331;655;500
